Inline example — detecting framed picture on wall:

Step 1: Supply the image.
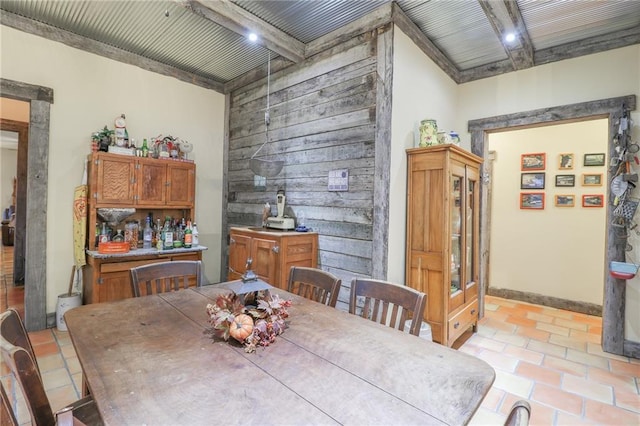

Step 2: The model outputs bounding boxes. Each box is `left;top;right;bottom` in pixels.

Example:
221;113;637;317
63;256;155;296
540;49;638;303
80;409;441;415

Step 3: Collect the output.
521;153;546;171
584;153;606;166
555;174;575;187
582;194;604;207
558;153;574;170
555;194;575;207
582;173;603;186
521;173;545;189
520;192;545;209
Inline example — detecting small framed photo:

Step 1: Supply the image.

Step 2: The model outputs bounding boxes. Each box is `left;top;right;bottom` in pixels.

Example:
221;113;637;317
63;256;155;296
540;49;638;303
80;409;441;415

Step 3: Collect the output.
558;153;574;170
555;194;575;207
521;153;546;171
582;194;604;207
555;174;575;187
521;173;545;189
520;192;545;209
584;153;606;167
582;173;603;186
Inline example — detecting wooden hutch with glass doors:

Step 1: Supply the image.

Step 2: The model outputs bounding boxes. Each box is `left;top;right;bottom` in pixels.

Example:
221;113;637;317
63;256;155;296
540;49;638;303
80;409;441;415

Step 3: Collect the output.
405;144;482;347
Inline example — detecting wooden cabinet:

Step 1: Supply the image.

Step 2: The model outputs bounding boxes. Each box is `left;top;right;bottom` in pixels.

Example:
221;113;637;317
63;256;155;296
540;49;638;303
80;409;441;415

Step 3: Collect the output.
405;144;482;347
83;250;202;304
86;152;196;250
228;227;318;290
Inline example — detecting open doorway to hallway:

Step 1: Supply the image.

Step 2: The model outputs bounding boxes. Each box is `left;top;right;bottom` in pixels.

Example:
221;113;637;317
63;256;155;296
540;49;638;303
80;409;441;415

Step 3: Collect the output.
487;119;608;315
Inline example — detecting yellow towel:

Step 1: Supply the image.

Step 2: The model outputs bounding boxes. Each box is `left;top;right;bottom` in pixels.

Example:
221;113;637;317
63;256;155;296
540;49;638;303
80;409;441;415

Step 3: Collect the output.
73;185;87;267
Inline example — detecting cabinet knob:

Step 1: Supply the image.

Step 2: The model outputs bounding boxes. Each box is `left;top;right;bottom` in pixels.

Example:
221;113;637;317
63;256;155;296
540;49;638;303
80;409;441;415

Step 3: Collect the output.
454;322;460;329
272;246;279;253
471;309;476;315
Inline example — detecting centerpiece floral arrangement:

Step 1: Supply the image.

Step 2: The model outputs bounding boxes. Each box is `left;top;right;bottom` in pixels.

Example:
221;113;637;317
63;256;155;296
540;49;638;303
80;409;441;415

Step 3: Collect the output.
206;291;292;353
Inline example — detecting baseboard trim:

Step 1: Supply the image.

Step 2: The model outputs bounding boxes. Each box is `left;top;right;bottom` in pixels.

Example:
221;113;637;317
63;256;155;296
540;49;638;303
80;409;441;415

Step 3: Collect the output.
624;340;640;359
487;288;602;317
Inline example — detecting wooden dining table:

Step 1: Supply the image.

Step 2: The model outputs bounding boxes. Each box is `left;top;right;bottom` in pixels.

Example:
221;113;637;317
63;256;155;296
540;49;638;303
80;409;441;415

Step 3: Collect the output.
65;283;495;425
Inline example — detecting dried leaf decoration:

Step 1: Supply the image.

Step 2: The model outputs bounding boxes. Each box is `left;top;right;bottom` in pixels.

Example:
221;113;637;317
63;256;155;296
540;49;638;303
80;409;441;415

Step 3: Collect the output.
206;291;292;353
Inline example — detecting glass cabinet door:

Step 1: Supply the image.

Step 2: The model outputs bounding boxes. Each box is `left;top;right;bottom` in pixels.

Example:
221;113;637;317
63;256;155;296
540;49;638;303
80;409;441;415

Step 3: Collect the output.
450;175;462;296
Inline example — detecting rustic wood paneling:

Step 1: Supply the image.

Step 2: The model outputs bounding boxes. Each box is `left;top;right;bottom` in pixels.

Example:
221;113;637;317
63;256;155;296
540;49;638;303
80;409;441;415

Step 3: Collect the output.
226;32;383;292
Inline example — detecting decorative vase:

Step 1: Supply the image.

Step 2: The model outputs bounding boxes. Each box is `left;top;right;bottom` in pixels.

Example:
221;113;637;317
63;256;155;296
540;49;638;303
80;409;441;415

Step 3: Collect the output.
419;119;438;147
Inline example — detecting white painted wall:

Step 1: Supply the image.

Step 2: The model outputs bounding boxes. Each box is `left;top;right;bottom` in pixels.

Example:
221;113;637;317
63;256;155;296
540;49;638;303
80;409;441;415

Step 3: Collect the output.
488;120;608;305
391;28;640;340
0;26;225;313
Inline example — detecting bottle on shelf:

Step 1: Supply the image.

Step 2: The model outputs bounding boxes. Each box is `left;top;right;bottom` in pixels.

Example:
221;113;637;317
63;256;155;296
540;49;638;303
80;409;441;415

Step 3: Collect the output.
99;222;109;243
162;216;173;250
192;222;199;247
184;221;192;248
143;217;153;249
142;138;149;158
112;229;125;243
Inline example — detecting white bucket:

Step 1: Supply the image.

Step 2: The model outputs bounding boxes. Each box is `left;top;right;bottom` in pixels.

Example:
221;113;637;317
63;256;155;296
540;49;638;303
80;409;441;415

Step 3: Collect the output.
56;293;82;331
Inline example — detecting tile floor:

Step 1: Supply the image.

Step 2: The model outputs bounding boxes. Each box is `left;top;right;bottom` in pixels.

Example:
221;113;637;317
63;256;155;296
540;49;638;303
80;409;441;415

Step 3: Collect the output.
1;242;639;425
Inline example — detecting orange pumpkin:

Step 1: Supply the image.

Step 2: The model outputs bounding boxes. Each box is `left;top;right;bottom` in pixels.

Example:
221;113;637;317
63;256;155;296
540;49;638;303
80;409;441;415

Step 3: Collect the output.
229;314;254;342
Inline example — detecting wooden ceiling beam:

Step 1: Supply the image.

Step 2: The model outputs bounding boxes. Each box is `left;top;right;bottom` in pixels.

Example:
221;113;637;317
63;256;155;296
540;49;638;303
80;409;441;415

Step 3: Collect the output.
179;0;305;63
478;0;534;70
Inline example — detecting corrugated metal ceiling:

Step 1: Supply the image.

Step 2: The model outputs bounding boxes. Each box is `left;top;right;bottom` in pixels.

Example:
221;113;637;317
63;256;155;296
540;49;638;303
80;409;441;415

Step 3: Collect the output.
1;0;638;90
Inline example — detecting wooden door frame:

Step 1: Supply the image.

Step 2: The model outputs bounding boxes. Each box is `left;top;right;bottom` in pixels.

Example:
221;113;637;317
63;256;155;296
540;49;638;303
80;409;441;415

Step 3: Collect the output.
1;78;53;331
468;94;639;358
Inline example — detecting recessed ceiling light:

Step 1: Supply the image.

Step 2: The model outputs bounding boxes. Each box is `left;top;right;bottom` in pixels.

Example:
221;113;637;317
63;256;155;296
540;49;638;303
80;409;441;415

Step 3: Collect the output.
248;33;258;42
505;32;516;43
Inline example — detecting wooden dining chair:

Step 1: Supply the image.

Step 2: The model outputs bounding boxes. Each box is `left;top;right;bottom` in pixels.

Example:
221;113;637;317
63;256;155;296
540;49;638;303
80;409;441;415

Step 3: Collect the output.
0;380;18;426
287;266;341;307
349;278;426;336
504;400;531;426
130;260;202;297
0;309;38;373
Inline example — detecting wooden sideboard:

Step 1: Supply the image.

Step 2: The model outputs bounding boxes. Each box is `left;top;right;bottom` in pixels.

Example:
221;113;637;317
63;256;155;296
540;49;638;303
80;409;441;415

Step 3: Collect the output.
228;227;318;290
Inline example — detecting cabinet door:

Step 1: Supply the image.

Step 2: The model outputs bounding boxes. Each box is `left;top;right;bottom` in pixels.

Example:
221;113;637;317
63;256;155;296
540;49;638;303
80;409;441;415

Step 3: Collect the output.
251;237;278;286
97;270;134;303
166;162;195;207
95;155;136;204
137;160;167;205
463;165;479;302
228;233;252;281
449;162;466;312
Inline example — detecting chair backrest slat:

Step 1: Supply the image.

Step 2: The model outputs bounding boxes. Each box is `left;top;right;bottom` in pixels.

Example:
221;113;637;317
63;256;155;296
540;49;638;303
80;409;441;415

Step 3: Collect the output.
0;309;39;373
130;261;203;297
287;267;341;308
349;278;426;336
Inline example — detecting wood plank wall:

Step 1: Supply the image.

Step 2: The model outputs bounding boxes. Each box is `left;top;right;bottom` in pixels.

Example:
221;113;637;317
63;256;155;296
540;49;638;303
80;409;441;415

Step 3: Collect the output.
227;31;381;308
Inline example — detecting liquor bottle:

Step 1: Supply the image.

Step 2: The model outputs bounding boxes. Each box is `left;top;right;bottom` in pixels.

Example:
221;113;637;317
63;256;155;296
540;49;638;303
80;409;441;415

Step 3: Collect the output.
162;216;173;250
112;229;125;242
142;138;149;158
99;222;109;243
192;223;199;247
143;217;153;249
184;221;192;248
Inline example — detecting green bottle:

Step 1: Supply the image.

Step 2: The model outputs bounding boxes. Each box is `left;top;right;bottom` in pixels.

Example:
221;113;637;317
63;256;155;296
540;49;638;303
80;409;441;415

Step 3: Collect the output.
142;138;149;158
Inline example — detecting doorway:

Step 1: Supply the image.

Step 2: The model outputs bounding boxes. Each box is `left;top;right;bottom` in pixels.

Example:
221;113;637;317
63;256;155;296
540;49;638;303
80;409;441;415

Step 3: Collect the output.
1;78;53;331
469;94;639;358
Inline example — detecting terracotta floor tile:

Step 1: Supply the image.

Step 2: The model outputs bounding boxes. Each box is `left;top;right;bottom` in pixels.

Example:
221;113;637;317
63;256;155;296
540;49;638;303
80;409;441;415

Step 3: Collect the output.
589;366;638;393
548;334;588;352
469;407;505;425
483;317;518;334
588;325;602;335
32;341;60;358
527;311;555;324
515;361;562;387
477;349;520;373
526;340;567;358
484;309;510;322
493;370;534;399
609;358;640;378
531;383;583;416
584;399;640;425
41;368;73;391
504;345;544;365
566;348;611;370
37;354;65;372
587;343;633;362
541;307;575;320
536;322;571;337
480;386;504;411
569;329;602;344
28;329;55;345
543;355;588;377
514;302;545;313
562;374;614;404
490;331;528;348
614;387;640;414
516;326;551;342
45;385;79;413
555;411;597;425
468;335;507;352
553;317;589;332
506;315;537;328
484;302;499;312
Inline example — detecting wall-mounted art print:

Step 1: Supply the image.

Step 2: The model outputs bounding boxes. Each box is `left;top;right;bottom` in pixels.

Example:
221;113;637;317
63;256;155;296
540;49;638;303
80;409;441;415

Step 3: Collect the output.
555;194;575;207
558;153;574;170
521;153;546;171
555;174;575;187
583;153;606;167
521;173;545;189
582;194;604;207
520;192;545;209
582;173;603;186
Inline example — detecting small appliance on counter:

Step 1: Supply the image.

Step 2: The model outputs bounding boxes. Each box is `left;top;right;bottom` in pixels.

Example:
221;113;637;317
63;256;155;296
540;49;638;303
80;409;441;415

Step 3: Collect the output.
265;190;295;230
